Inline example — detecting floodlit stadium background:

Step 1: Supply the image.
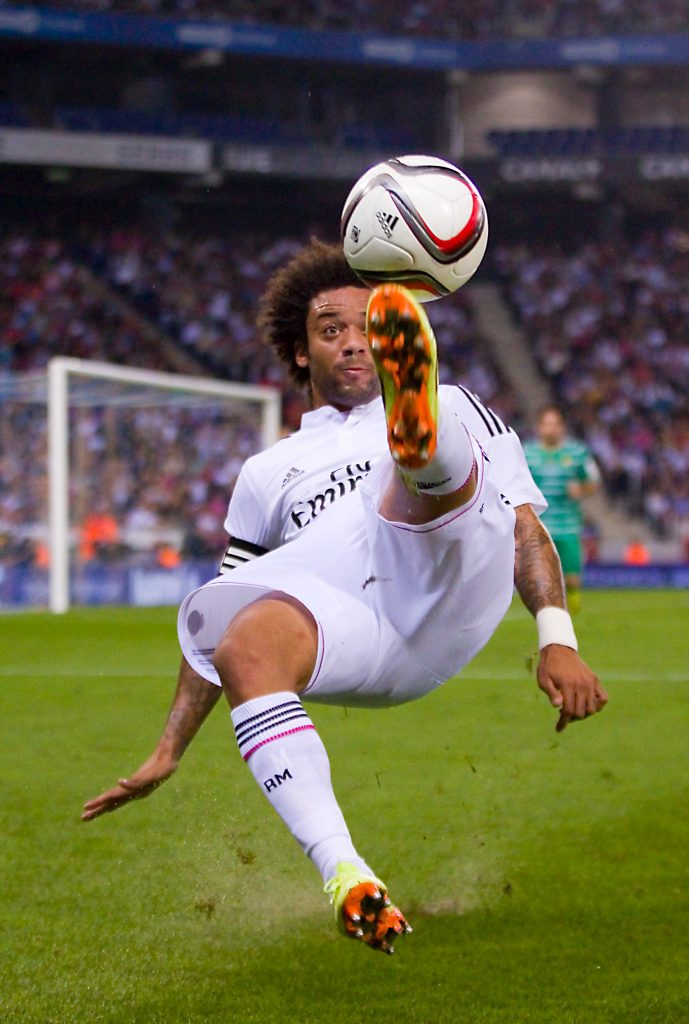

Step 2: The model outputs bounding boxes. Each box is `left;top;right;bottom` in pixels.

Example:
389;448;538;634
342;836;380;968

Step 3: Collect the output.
2;9;689;1024
2;1;689;608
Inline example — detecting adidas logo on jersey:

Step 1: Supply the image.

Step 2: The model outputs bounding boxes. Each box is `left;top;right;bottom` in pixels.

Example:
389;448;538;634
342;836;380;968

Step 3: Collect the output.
281;466;305;488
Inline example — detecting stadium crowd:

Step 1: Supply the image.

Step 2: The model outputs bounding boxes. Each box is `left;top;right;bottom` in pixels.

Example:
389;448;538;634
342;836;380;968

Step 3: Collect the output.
495;227;689;542
4;212;689;572
0;232;174;375
0;0;687;38
1;221;512;572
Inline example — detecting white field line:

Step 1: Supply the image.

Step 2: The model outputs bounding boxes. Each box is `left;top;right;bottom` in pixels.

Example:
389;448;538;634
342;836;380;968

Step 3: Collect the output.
1;667;687;683
0;668;175;678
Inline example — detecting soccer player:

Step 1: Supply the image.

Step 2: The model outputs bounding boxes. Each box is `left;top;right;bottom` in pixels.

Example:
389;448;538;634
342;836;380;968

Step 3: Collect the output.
83;241;606;954
524;406;601;613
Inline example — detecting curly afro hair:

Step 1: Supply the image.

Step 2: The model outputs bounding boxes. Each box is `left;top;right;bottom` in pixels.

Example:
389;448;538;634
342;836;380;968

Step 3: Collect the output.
257;238;367;388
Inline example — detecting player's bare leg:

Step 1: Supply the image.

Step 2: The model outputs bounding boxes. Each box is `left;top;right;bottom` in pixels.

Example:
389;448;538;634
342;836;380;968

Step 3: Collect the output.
212;594;410;953
367;283;478;525
213;593;317;708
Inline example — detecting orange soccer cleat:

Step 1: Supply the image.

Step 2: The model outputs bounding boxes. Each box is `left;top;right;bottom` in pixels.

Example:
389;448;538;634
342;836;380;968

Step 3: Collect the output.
324;862;412;955
366;283;439;471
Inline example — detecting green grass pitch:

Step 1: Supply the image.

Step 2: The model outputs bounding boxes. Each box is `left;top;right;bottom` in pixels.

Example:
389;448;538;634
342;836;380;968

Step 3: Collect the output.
2;590;688;1024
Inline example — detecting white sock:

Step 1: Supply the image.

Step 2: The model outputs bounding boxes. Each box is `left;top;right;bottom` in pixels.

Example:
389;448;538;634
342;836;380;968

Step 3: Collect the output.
405;405;475;495
231;692;373;883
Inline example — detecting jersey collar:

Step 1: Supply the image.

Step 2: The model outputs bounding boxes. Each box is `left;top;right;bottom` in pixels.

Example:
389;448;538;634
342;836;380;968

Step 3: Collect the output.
300;397;382;431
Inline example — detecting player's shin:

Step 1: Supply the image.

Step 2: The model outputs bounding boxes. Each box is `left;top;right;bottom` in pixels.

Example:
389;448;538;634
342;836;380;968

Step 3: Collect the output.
404;406;475;496
231;692;372;882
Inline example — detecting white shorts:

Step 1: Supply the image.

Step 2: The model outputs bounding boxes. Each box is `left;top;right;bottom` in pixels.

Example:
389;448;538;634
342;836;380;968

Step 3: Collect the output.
178;439;516;708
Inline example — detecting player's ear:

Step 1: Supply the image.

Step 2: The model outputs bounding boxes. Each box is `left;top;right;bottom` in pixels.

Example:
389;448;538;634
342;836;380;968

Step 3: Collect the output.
295;343;309;369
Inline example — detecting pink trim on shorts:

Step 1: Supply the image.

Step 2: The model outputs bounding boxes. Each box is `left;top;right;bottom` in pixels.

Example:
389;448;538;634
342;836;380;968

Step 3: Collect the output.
243;724;316;761
300;621;326;698
456;456;477;493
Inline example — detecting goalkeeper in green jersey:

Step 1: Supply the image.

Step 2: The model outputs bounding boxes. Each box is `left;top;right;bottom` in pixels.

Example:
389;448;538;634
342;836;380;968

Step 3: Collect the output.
524;406;601;613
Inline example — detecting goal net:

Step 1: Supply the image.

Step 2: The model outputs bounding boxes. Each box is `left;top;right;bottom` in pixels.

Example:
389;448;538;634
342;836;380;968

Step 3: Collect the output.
0;357;281;612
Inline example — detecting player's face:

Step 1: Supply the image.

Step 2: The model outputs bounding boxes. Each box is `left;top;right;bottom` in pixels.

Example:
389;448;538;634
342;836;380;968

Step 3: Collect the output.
538;410;566;448
298;286;380;411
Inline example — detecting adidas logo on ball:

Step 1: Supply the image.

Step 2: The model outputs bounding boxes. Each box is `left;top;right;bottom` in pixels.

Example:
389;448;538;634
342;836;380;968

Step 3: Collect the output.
375;211;400;238
341;154;488;303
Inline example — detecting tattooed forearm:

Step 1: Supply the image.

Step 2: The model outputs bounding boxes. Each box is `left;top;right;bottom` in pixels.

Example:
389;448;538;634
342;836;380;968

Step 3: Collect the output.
159;658;222;758
513;504;566;616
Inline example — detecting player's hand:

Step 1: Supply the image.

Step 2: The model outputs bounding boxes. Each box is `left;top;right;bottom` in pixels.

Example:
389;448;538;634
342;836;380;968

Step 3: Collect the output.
536;645;607;733
81;749;178;821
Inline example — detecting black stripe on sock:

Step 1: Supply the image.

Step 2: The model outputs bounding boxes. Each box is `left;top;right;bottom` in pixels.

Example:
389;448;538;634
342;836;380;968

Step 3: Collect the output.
234;700;304;741
236;710;310;750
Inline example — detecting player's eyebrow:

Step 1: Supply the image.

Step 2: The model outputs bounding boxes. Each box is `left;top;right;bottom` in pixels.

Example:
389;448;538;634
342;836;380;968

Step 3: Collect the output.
312;306;366;322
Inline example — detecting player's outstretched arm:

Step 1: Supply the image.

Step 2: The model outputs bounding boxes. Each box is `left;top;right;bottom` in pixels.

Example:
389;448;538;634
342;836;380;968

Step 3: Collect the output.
81;657;222;820
513;503;607;732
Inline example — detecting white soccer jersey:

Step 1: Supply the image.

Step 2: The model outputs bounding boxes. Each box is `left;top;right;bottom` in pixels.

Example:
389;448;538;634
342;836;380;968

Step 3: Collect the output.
180;386;546;706
225;398;388;551
224;385;545;554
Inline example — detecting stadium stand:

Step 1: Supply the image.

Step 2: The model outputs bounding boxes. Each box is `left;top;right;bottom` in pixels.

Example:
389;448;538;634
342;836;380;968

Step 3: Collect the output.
0;231;186;374
4;205;687;554
494;227;689;541
55;107;294;146
1;0;687;38
1;218;513;415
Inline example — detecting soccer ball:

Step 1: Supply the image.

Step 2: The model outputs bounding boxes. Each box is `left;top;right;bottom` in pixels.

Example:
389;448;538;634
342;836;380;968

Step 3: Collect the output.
341;154;488;302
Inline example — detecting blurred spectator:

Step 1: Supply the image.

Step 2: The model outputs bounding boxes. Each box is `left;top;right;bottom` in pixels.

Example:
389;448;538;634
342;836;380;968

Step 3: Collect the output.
623;536;652;565
181;520;223;560
0;530;34;568
78;503;122;561
34;541;51;569
154;541;182;569
581;518;600;564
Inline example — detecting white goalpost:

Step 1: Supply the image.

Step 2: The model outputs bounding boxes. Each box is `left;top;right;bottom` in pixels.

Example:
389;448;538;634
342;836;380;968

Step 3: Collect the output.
41;357;281;613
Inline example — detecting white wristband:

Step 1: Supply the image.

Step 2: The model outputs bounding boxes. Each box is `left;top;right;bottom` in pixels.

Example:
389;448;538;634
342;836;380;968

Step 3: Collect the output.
536;607;578;651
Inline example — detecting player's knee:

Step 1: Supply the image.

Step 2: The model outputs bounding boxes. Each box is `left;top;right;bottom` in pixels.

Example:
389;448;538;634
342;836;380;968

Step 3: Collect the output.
212;626;255;699
212;596;317;704
212;619;272;703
